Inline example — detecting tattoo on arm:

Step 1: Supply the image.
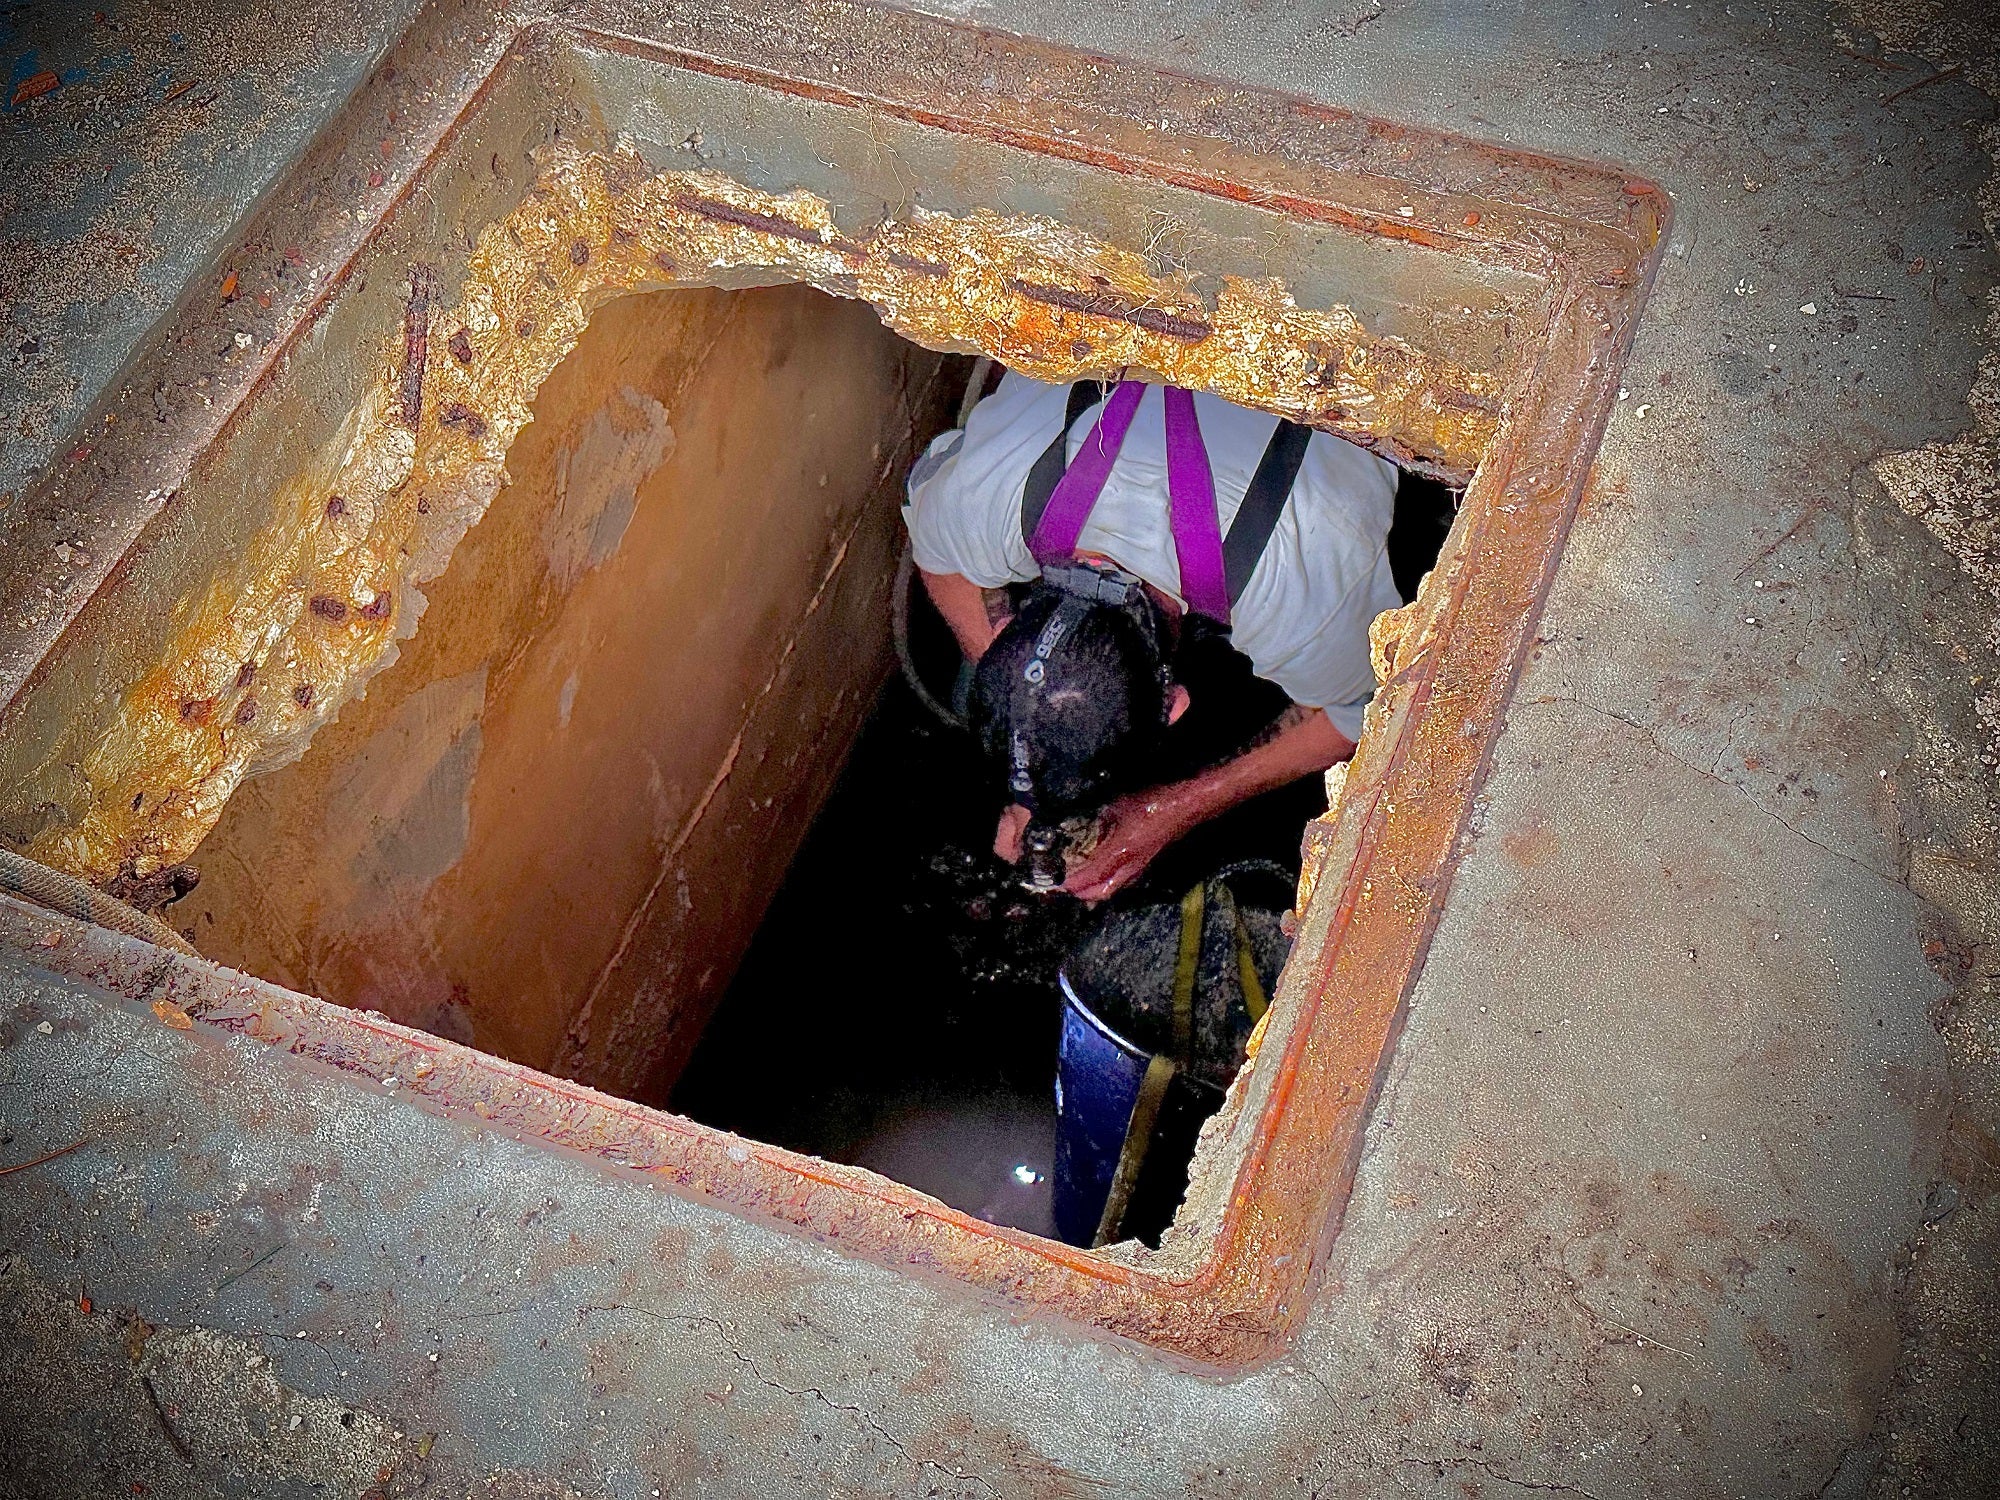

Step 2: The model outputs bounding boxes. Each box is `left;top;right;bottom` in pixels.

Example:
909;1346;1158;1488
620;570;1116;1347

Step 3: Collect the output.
982;588;1014;630
1244;702;1317;752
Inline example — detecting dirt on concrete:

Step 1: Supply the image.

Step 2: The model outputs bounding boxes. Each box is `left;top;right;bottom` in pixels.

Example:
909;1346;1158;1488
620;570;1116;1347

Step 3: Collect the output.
1829;5;2000;1494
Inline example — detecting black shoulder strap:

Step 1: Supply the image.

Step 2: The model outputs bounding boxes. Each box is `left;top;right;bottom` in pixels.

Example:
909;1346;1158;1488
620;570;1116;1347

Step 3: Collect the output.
1222;418;1312;605
1020;381;1104;543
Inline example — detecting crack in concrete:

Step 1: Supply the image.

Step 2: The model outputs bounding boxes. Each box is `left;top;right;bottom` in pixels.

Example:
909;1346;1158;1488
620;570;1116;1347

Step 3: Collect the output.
1521;693;1907;888
1565;1292;1702;1365
1403;1454;1608;1500
732;1356;1006;1500
141;1371;197;1468
583;1304;1005;1497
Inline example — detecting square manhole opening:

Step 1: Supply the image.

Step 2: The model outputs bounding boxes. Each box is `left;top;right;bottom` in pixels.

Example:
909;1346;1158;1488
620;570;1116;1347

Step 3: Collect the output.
0;8;1665;1366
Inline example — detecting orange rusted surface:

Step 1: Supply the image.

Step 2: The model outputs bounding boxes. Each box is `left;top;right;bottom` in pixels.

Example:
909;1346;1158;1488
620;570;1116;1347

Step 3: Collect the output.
15;134;1499;889
0;0;1668;1367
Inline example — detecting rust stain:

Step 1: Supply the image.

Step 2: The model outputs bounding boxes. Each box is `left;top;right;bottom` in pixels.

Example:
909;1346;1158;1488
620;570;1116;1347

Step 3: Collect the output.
401;264;434;430
27;144;1499;883
0;0;1669;1366
1500;818;1559;869
676;191;862;254
1004;278;1213;342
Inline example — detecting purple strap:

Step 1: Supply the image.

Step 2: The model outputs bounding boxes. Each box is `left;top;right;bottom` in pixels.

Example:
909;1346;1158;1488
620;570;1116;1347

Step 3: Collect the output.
1025;380;1232;623
1162;387;1231;624
1027;380;1145;566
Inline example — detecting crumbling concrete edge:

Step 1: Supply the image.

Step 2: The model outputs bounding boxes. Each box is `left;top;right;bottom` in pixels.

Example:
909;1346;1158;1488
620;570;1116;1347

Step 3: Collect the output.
1825;5;2000;1494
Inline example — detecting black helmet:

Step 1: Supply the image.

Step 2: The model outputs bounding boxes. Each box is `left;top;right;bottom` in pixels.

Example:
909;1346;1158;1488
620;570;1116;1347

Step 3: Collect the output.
968;567;1173;820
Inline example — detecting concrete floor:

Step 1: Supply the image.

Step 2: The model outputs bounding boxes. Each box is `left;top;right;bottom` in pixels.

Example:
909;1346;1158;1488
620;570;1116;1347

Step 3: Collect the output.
2;1;1997;1497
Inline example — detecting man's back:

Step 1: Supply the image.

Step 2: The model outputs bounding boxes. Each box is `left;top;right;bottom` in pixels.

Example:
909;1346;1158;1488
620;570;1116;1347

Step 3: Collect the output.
906;373;1403;739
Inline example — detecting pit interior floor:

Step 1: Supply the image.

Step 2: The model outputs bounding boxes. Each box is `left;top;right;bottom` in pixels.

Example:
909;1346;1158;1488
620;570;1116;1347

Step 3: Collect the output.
671;675;1083;1240
669;671;1321;1244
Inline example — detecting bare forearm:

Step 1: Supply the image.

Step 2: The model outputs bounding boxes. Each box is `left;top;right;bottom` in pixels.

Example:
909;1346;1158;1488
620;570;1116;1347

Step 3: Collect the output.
919;568;1012;662
1152;706;1354;827
1059;704;1356;901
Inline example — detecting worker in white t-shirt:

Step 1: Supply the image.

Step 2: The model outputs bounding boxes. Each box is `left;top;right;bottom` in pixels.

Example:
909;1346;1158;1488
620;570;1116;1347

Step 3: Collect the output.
904;371;1403;901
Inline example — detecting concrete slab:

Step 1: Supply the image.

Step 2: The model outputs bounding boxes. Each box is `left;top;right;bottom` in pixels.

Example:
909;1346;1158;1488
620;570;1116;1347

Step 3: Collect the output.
0;0;428;502
1;1;1995;1497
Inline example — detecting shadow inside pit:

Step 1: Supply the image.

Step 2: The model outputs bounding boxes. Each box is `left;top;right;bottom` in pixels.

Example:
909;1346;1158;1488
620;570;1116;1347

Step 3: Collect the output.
669;666;1084;1241
670;466;1456;1246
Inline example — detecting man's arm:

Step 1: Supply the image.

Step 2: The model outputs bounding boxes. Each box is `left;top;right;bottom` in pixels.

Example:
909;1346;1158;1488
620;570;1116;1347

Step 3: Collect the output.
1061;704;1357;902
919;567;1014;662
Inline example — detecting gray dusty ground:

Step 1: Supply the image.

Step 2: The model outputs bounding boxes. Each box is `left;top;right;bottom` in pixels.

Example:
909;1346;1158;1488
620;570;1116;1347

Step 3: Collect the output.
1;0;1996;1496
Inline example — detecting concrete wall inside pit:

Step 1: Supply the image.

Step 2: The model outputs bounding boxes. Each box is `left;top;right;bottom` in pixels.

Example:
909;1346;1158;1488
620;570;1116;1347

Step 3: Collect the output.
181;284;955;1102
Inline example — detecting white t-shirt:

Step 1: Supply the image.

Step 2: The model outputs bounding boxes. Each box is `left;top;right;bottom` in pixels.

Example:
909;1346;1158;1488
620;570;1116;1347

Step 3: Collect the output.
905;374;1403;741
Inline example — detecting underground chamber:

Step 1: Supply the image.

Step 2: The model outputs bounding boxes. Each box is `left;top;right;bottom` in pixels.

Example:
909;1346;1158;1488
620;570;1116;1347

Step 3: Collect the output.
176;283;952;1094
141;280;1454;1251
0;4;1666;1367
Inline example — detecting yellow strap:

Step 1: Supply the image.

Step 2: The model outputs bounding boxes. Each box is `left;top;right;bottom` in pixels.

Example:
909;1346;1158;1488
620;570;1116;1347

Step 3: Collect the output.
1094;885;1206;1247
1093;1053;1177;1248
1171;883;1203;1066
1200;880;1264;1024
1094;880;1267;1248
1211;879;1268;1024
1232;905;1268;1023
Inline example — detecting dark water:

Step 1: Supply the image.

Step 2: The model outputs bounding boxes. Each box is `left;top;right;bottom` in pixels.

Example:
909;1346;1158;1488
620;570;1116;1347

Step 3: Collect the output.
670;674;1089;1238
671;661;1328;1243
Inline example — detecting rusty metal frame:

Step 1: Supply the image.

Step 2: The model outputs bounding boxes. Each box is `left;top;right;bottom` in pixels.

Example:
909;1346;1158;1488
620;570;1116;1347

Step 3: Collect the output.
0;0;1666;1367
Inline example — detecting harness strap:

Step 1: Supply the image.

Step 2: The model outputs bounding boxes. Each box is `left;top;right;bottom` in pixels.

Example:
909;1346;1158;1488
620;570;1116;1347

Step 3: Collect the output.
1021;380;1111;547
1162;388;1231;623
1027;381;1147;567
1020;381;1312;622
1222;418;1312;607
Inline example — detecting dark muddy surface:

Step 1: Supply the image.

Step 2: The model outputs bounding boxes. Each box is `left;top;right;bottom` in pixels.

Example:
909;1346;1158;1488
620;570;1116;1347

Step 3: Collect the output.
669;672;1090;1236
1064;888;1290;1092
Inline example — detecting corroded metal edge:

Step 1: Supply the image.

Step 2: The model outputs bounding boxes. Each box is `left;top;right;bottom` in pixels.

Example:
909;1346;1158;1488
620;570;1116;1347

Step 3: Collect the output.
0;0;538;717
0;0;1671;1368
1188;268;1670;1314
23;143;1501;884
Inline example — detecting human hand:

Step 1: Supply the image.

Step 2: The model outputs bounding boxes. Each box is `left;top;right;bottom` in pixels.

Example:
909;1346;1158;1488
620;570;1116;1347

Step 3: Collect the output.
1061;791;1190;903
994;803;1032;862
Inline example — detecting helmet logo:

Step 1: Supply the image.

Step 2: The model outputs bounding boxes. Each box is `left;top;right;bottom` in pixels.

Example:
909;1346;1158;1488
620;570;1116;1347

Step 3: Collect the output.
1008;729;1035;795
1024;604;1073;689
1032;611;1072;660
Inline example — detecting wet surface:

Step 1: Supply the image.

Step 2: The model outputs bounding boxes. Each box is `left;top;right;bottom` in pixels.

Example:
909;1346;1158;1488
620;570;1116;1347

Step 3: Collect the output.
670;674;1086;1239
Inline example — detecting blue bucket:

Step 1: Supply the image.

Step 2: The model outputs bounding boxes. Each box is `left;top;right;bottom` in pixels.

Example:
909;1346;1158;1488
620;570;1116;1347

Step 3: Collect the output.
1050;864;1293;1248
1051;969;1153;1247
